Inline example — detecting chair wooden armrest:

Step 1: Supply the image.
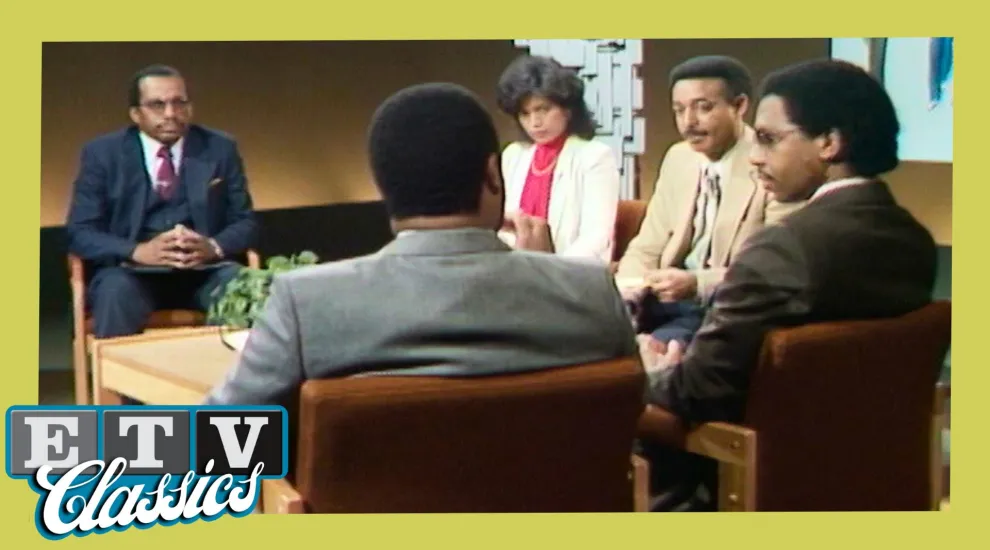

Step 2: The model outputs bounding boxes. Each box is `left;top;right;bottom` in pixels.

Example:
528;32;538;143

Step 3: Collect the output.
261;478;306;514
68;254;86;321
684;422;757;467
68;254;90;405
246;249;261;269
638;406;757;465
936;381;950;402
637;405;756;464
637;405;758;510
68;253;85;285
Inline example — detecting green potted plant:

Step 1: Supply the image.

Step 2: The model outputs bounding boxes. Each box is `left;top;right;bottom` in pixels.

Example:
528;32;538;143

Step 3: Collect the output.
208;251;319;349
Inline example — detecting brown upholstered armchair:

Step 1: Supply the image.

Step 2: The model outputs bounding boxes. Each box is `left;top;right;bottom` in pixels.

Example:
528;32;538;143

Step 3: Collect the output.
261;357;651;513
611;199;648;270
69;250;260;405
637;300;951;511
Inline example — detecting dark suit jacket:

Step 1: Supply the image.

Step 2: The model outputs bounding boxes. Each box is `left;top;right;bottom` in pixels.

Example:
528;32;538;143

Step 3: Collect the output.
649;181;938;425
65;124;258;270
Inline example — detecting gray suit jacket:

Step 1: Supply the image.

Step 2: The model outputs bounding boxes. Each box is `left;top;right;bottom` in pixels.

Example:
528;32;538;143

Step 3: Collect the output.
205;228;641;405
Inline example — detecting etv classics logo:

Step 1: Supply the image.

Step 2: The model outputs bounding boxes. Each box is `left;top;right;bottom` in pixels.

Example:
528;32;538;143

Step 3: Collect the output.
5;405;288;539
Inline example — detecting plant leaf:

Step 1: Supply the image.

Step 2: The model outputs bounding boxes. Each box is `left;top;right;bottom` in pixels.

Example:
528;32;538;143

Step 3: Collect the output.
209;251;320;329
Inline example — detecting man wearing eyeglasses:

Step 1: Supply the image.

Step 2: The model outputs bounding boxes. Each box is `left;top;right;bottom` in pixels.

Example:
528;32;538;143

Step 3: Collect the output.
616;56;801;353
66;64;258;339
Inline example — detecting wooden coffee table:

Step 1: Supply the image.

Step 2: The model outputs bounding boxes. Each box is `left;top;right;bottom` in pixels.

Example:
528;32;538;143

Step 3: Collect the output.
89;326;244;405
88;326;289;513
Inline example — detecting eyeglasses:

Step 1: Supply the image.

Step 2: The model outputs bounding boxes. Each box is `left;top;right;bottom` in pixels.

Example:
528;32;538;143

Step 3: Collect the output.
754;127;800;149
139;98;191;113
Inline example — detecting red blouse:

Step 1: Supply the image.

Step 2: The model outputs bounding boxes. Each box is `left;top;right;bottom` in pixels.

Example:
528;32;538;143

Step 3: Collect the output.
518;134;567;220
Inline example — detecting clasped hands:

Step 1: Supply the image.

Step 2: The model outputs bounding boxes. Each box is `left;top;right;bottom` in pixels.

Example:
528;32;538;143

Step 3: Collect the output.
619;268;698;305
131;224;219;269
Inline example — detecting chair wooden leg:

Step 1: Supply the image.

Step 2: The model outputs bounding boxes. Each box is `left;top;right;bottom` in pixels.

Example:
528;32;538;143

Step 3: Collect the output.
931;385;950;510
631;454;650;512
683;422;758;511
261;479;305;513
72;336;90;405
718;462;756;511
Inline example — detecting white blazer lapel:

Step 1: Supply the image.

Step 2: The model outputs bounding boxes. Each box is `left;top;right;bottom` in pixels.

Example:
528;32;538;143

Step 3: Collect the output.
504;143;536;215
547;137;579;244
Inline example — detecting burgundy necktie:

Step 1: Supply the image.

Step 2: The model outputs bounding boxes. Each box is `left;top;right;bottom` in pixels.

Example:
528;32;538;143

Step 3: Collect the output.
156;145;177;200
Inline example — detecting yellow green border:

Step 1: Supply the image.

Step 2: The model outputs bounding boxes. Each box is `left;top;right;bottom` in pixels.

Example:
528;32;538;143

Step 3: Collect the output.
1;2;973;547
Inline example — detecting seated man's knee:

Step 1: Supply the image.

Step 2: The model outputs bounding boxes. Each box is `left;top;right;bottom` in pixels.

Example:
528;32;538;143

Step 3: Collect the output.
215;264;243;286
195;263;244;314
649;330;692;349
93;269;145;298
88;269;152;337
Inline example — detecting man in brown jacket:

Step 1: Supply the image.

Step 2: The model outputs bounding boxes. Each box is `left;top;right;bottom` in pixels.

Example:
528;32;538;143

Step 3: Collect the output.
640;58;937;512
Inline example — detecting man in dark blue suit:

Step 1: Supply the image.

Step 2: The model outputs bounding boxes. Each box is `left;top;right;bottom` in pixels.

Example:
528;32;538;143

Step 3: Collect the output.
66;64;258;338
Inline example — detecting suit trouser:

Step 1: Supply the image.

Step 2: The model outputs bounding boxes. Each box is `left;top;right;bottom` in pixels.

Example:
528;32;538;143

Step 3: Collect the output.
632;296;714;510
636;294;706;345
86;263;242;339
635;437;719;512
87;264;241;406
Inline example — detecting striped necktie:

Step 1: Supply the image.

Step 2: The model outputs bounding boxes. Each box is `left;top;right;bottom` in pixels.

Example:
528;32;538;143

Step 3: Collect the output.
684;166;721;270
156;145;177;200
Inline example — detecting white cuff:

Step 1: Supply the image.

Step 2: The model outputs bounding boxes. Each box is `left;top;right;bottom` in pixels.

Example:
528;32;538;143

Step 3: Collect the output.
209;238;224;259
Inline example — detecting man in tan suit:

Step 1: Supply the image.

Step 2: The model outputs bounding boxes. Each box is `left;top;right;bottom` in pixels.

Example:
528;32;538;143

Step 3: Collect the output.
616;56;800;347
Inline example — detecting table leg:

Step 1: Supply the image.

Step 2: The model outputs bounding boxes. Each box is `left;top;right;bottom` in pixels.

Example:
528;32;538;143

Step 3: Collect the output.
97;387;124;405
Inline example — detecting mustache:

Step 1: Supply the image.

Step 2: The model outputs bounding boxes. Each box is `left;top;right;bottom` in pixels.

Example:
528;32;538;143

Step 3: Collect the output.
749;168;772;182
683;128;707;137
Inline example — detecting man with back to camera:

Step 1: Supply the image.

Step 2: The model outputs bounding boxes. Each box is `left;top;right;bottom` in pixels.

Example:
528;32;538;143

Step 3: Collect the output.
204;82;641;406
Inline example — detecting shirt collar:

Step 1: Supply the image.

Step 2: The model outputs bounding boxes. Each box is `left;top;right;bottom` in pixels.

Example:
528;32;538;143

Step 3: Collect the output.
396;227;492;238
700;139;737;186
139;131;184;162
703;160;722;180
810;177;871;201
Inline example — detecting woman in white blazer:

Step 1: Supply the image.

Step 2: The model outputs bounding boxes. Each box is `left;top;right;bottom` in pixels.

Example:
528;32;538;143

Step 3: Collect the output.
495;55;621;264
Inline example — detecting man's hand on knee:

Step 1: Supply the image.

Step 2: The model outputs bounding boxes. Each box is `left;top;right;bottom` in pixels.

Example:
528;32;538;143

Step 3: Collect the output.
637;335;684;373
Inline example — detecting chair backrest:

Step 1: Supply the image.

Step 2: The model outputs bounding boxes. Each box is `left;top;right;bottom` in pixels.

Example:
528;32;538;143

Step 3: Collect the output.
743;301;951;510
613;200;648;262
292;357;646;513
